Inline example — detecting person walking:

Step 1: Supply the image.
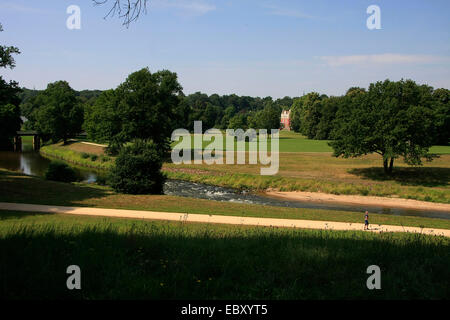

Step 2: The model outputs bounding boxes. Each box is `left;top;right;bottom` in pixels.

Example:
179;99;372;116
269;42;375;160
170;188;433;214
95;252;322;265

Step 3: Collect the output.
364;211;369;230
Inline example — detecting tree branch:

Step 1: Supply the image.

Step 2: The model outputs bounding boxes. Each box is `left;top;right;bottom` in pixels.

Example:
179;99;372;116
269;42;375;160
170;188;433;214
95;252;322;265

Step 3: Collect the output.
92;0;148;27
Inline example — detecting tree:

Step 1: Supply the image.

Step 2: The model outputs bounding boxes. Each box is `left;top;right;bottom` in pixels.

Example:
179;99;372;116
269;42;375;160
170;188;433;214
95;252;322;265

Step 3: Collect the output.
109;139;165;194
315;96;340;140
228;112;249;130
113;67;183;152
290;96;305;133
84;89;121;143
431;88;450;145
0;23;22;150
298;92;324;139
330;79;438;174
0;23;20;69
33;81;84;144
249;103;281;131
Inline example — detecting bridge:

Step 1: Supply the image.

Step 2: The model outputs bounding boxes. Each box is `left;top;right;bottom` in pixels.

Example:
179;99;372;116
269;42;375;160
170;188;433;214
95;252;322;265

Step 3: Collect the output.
14;131;41;151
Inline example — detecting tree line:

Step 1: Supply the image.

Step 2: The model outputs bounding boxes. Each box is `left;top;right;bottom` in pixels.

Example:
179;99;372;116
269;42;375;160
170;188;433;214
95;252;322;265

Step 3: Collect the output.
290;86;449;147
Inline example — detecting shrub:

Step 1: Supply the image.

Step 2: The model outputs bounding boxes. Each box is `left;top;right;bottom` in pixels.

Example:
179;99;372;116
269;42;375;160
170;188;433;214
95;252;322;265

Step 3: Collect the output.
108;139;165;194
95;175;108;186
44;161;77;183
90;154;98;161
100;155;110;163
81;152;90;159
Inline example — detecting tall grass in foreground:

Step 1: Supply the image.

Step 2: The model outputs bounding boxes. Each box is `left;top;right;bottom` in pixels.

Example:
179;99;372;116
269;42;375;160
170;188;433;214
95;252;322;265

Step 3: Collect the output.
1;215;448;300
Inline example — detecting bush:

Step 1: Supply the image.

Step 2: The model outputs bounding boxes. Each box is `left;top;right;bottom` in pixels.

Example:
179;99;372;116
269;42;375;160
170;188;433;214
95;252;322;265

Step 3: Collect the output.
95;175;108;186
108;140;165;194
90;154;98;161
44;161;78;183
81;152;90;159
100;155;110;163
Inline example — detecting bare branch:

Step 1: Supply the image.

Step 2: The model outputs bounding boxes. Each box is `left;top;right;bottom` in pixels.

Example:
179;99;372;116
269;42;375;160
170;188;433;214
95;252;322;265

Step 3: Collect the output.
92;0;148;27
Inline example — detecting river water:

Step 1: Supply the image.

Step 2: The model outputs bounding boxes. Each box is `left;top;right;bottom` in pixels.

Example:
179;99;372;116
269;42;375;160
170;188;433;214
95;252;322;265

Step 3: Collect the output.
0;142;449;220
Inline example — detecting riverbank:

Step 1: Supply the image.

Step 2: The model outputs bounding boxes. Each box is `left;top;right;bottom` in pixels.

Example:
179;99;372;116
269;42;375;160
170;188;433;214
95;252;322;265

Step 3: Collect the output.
40;142;113;171
1;169;450;229
266;191;450;213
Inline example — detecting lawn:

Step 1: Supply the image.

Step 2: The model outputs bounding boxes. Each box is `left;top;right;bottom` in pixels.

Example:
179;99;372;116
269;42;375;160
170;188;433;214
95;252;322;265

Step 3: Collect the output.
0;211;448;299
1;169;449;230
172;130;450;154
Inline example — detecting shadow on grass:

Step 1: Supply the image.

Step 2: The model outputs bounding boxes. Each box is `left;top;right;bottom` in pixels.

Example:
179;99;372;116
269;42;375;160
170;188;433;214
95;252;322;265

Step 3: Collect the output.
0;170;111;207
0;210;56;221
1;222;449;300
349;167;450;187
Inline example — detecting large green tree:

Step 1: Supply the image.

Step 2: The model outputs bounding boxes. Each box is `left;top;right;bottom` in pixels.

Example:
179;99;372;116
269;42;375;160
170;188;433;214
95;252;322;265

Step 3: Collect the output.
248;102;281;131
431;88;450;145
84;68;183;153
0;23;22;150
330;79;437;174
33;81;84;144
84;89;121;143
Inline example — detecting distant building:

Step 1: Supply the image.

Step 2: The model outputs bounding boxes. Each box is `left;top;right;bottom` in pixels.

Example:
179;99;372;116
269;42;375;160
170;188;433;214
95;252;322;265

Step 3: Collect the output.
280;109;291;130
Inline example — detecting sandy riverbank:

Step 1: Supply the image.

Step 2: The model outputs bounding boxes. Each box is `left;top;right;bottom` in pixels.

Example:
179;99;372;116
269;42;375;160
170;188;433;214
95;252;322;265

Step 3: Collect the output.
265;191;450;213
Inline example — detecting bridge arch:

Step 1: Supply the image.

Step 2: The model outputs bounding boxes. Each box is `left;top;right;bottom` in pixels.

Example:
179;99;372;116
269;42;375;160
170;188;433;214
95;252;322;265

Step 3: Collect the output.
14;131;41;152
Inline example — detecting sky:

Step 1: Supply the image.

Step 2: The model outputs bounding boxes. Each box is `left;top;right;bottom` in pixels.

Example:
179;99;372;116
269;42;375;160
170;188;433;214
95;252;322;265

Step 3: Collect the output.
1;0;449;98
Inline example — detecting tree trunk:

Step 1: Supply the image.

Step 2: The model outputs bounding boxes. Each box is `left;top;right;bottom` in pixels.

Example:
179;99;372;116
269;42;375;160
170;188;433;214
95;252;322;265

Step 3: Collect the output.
388;157;394;174
383;158;389;174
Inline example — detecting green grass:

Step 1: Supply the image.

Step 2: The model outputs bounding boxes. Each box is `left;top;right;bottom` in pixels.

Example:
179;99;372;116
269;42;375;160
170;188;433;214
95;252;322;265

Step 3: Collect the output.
40;144;114;171
1;169;450;230
172;130;450;154
430;145;450;154
0;212;448;299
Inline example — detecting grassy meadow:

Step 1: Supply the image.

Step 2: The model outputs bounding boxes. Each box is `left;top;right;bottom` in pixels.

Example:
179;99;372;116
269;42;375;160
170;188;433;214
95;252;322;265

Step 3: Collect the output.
1;211;449;299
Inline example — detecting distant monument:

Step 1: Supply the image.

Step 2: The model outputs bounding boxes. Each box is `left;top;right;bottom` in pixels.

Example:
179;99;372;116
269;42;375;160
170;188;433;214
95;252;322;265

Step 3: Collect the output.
280;109;291;130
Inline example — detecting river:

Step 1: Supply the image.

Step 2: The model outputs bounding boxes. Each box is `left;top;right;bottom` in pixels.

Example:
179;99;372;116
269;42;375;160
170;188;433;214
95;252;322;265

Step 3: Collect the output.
0;141;449;220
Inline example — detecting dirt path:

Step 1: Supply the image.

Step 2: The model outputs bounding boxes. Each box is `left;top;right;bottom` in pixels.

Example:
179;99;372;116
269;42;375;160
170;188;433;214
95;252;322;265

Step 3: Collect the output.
266;191;450;213
0;202;449;237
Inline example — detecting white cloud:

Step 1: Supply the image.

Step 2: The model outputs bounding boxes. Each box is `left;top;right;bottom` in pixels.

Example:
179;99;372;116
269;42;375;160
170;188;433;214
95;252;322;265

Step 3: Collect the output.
151;0;216;15
320;54;450;67
0;2;47;14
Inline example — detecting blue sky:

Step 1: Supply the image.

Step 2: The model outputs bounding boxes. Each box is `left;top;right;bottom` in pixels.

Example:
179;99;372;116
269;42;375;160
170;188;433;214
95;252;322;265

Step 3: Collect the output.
1;0;449;98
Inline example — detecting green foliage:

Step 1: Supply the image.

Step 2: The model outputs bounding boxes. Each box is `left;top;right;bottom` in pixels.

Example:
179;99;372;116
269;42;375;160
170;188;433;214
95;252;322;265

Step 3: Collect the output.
248;102;281;131
83;89;120;143
431;88;450;145
0;103;21;150
109;139;166;194
44;161;77;183
81;152;90;159
33;81;84;144
0;23;20;69
228;112;248;130
84;68;183;153
100;155;111;162
90;154;98;161
0;24;22;150
330;79;438;173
